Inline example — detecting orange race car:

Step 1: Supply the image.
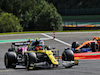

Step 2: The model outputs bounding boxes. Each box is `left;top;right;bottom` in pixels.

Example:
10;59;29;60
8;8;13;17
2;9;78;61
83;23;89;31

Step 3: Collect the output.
72;37;100;53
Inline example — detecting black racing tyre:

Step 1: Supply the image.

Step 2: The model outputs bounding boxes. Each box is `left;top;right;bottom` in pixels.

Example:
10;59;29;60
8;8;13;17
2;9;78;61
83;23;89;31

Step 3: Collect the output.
65;65;73;68
91;43;97;52
25;54;31;70
72;42;80;48
8;48;14;52
24;54;27;66
25;52;37;70
62;49;74;68
62;49;74;61
4;52;17;68
99;45;100;51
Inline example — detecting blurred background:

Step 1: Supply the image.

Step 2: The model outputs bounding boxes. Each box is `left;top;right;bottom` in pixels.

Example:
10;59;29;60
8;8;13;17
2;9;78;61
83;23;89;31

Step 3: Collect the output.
47;0;100;30
0;0;100;32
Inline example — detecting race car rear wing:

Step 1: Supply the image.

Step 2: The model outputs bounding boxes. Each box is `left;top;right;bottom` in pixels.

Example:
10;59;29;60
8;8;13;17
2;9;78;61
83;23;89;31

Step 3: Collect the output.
12;41;30;46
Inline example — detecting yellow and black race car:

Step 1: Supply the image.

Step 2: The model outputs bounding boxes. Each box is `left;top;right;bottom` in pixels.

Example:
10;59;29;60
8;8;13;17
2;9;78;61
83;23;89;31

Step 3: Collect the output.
4;39;78;70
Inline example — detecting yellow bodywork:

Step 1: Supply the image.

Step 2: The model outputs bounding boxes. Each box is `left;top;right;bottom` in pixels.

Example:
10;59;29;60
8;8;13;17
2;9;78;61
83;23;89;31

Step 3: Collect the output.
25;49;59;65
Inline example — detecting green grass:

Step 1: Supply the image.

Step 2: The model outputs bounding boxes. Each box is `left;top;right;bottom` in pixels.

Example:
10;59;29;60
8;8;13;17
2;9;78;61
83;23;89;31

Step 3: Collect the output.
62;15;100;20
0;30;100;35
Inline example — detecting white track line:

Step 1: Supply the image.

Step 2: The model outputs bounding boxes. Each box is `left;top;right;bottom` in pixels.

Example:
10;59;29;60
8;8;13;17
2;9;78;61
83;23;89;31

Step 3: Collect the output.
41;33;71;46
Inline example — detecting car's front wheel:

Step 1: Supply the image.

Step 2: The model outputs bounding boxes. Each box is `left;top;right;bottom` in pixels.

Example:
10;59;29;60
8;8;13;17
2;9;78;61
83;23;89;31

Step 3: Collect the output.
24;52;37;70
25;54;31;70
62;48;75;68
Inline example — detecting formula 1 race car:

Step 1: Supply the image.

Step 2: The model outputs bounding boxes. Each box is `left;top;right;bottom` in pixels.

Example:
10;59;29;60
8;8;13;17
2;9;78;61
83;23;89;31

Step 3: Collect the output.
71;37;100;53
4;39;78;70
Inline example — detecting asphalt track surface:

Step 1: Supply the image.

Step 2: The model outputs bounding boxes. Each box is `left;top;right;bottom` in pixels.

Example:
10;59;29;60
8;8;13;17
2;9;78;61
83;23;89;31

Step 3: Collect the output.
1;32;100;75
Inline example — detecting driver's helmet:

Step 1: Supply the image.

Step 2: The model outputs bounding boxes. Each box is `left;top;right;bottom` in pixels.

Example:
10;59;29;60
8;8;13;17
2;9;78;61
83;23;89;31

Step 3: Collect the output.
35;45;43;51
39;40;44;45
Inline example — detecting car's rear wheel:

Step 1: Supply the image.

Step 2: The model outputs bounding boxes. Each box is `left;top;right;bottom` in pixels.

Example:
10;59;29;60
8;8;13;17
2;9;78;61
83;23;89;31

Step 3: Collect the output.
91;43;98;52
4;52;17;68
72;42;80;48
